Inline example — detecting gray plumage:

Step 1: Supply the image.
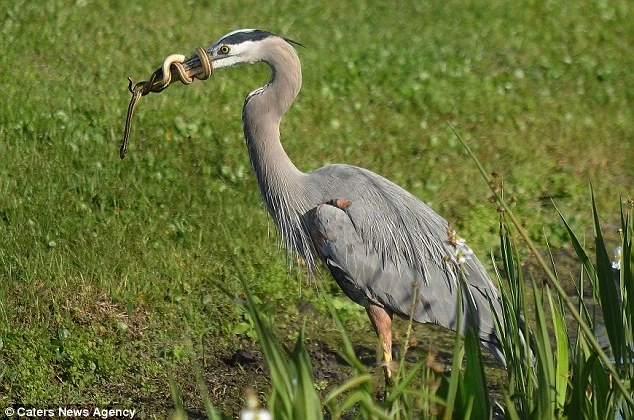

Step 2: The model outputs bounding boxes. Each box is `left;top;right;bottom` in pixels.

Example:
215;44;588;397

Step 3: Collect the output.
202;29;506;367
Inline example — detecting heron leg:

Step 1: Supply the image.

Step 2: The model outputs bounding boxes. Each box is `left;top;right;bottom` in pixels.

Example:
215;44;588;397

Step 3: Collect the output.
366;304;394;384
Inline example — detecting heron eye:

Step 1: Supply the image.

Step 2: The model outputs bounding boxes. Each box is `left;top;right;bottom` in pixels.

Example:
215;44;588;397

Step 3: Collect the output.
219;45;230;55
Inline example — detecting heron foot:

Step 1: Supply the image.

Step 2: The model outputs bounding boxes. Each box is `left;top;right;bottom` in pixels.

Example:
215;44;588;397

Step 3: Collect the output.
382;350;396;385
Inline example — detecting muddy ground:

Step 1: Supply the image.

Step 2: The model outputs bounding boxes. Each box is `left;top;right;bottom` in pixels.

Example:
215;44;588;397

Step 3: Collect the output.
131;317;507;418
118;247;603;418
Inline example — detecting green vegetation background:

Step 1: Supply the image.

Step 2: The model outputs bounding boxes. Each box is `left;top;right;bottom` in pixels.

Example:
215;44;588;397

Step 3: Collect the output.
1;0;632;415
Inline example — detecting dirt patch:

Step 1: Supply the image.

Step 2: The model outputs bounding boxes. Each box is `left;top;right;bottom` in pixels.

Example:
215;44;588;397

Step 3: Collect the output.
153;321;508;418
155;339;358;418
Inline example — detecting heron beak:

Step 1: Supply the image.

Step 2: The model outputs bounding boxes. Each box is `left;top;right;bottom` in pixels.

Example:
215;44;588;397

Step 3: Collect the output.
145;47;214;93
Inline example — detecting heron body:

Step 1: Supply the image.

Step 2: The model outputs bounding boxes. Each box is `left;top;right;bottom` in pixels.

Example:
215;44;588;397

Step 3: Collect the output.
201;29;506;374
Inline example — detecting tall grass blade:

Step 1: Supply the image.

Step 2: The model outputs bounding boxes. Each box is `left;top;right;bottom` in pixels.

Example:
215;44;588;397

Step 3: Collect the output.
336;393;391;420
291;327;323;420
546;287;569;412
617;200;634;418
442;268;466;420
590;353;614;419
168;373;187;420
238;277;308;419
619;200;634;361
441;343;464;420
324;296;368;375
531;277;556;419
462;329;491;419
323;374;374;407
245;302;292;414
502;393;521;420
565;350;597;419
183;338;222;420
591;189;625;367
441;265;491;419
387;359;427;400
321;296;384;418
491;218;536;417
554;202;596;281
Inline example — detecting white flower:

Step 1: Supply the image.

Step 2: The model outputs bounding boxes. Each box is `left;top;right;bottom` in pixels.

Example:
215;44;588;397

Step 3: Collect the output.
612;245;622;270
240;409;272;420
447;230;474;265
240;389;272;420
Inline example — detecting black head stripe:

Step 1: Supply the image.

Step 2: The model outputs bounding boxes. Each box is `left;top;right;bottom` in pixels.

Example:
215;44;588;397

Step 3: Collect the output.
222;29;273;45
218;29;304;49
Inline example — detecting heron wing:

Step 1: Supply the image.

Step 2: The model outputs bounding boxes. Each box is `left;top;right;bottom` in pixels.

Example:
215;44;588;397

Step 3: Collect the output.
308;165;499;295
307;199;504;364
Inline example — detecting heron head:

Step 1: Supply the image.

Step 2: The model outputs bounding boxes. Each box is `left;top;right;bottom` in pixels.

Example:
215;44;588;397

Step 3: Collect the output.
183;29;302;72
206;29;274;69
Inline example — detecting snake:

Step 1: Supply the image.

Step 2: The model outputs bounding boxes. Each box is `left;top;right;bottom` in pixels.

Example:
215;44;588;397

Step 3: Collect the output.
120;46;213;159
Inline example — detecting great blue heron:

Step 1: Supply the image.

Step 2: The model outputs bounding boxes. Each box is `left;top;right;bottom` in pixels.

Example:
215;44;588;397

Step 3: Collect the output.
166;29;507;377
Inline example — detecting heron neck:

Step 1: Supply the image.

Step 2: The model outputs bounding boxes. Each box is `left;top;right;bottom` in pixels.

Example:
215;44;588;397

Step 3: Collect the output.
242;43;305;201
240;42;319;271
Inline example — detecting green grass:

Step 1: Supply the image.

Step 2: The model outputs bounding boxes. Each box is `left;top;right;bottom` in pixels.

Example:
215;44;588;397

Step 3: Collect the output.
1;0;632;416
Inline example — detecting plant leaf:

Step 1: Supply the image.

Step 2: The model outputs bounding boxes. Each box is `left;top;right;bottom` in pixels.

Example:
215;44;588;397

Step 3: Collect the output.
591;189;624;367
